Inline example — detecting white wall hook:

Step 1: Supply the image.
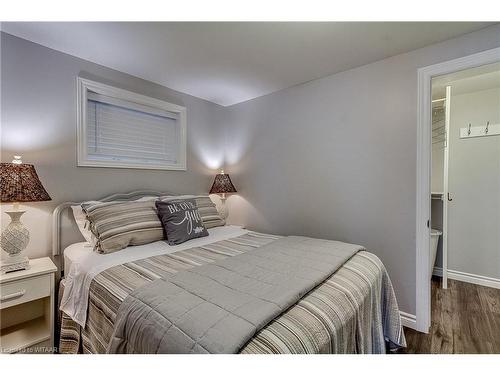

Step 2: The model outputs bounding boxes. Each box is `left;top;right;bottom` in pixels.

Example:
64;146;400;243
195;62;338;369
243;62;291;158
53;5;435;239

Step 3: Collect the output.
460;122;500;139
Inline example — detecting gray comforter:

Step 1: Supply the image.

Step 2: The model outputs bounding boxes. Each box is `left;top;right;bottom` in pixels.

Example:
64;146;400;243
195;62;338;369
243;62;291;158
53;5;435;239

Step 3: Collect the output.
107;236;363;353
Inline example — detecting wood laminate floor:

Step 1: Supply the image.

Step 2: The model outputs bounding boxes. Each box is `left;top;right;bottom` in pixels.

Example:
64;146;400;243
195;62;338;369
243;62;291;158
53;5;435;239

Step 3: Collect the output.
402;277;500;353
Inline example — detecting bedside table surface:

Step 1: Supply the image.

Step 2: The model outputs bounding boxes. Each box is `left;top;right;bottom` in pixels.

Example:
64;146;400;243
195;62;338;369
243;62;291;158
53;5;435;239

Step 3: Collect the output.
0;257;57;284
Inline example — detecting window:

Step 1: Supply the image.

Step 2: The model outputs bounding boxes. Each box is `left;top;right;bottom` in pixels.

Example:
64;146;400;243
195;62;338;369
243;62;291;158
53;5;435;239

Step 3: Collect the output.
77;77;186;170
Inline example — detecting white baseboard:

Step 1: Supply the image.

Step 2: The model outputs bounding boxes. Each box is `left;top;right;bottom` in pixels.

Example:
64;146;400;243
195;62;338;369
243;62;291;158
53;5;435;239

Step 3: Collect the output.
433;267;500;290
400;311;417;330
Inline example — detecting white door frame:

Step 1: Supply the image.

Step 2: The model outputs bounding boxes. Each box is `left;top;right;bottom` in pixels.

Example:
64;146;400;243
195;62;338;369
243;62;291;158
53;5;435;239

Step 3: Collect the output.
416;46;500;333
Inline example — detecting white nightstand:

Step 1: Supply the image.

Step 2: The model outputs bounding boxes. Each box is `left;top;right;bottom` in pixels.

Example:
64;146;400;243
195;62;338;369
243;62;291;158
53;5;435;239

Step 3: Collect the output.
0;257;57;354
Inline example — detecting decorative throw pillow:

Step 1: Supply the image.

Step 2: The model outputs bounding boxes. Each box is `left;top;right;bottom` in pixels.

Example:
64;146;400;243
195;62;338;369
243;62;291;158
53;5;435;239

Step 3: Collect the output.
155;199;209;245
159;195;225;229
81;200;164;254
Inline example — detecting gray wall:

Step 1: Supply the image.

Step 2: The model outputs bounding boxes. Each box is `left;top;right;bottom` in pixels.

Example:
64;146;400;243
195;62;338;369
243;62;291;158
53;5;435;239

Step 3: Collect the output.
0;33;226;259
447;87;500;278
223;25;500;314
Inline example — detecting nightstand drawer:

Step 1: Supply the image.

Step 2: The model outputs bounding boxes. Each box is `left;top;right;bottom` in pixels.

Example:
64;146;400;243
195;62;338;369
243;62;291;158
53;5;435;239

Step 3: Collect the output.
1;274;51;309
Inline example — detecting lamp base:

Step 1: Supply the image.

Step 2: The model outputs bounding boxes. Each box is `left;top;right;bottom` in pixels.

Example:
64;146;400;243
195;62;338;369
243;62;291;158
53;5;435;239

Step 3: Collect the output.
1;208;31;274
1;255;30;274
219;197;229;221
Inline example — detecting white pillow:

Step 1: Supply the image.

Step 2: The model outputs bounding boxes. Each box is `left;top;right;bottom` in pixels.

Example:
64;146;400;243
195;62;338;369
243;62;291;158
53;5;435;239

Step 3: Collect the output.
71;196;159;243
71;203;97;243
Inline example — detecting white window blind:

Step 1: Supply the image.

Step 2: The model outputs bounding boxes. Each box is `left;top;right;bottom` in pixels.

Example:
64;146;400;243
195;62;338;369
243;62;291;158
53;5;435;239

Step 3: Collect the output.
86;92;180;166
77;78;186;170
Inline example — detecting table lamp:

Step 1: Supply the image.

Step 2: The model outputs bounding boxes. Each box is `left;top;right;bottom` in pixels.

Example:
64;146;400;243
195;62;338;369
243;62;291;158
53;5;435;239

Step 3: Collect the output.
209;169;237;220
1;156;51;273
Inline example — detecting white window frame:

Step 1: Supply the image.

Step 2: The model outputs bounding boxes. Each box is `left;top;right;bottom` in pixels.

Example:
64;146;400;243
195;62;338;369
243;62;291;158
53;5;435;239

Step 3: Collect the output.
76;77;187;170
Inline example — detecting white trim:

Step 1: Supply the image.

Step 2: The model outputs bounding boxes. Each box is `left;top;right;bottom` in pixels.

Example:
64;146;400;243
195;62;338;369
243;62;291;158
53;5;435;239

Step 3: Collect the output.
400;311;417;330
433;267;500;290
416;47;500;334
416;64;432;333
76;77;187;171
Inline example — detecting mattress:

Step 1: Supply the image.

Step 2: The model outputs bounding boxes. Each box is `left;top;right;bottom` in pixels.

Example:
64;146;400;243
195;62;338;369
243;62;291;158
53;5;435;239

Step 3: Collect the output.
58;227;406;354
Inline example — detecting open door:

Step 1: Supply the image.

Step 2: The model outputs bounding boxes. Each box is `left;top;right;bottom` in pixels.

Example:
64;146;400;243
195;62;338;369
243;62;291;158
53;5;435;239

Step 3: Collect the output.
442;85;451;289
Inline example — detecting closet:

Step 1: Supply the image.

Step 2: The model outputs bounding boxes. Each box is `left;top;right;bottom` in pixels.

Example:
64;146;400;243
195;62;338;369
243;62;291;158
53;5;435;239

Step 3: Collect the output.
431;62;500;291
431;87;450;288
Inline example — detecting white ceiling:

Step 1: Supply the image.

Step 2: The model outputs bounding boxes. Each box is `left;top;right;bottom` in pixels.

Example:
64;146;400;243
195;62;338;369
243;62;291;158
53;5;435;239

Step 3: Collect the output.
432;62;500;99
2;22;495;106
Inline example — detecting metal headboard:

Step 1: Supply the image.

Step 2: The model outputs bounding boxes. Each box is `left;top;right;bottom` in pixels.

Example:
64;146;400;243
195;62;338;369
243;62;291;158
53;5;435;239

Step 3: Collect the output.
52;190;173;268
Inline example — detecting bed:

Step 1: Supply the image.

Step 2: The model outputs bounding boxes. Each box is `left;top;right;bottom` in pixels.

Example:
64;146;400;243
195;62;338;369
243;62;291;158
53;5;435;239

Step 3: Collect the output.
54;191;406;354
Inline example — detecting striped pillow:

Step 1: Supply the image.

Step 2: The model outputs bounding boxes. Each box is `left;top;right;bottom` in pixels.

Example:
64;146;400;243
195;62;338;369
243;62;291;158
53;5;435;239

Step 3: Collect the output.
71;196;157;244
81;200;164;254
160;195;225;229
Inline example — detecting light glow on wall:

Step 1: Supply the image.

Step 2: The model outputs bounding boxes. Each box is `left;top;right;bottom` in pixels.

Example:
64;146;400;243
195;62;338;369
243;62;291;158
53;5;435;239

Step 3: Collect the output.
225;120;253;165
1;119;66;151
225;195;270;229
190;140;224;170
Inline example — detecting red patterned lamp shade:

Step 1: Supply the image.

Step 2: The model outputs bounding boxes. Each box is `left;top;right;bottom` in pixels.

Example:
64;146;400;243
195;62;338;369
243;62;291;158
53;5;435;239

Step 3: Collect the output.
209;170;237;195
0;162;51;203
